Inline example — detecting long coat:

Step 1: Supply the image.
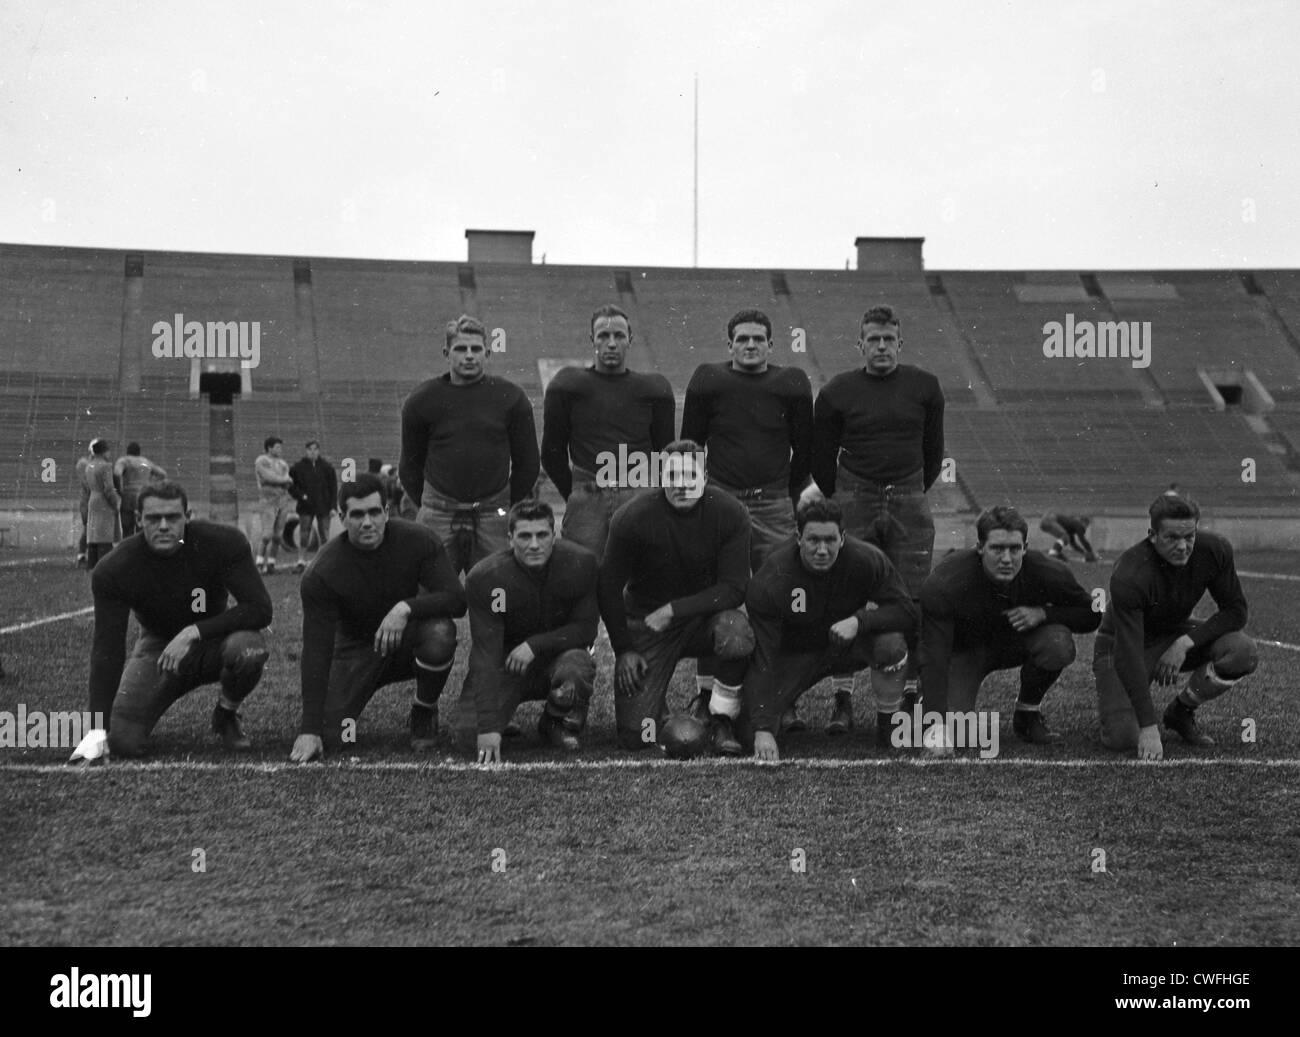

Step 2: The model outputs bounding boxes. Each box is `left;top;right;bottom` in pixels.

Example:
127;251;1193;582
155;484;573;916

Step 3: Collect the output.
84;456;121;543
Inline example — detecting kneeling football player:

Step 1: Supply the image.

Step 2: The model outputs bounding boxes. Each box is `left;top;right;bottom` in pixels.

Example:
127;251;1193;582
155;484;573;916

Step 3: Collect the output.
744;497;918;761
465;500;599;763
88;481;272;757
291;474;465;762
919;505;1100;753
1094;493;1257;761
599;440;755;754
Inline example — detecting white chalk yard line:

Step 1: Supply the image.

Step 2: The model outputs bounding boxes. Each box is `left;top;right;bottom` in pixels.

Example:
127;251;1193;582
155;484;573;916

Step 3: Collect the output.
1;757;1299;775
1257;638;1300;652
0;606;93;635
0;556;64;568
1239;570;1300;582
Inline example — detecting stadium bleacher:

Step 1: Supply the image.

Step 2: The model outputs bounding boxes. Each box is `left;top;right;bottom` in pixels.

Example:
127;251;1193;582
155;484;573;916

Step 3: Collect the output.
2;243;1298;526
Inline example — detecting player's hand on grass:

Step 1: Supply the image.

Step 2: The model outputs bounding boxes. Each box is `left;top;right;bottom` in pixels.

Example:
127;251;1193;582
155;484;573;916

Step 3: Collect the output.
476;732;502;765
615;652;648;696
374;602;411;656
829;615;860;648
643;604;674;634
158;625;200;674
1004;606;1047;633
1137;725;1163;761
504;641;536;675
753;731;780;762
1154;635;1192;684
291;733;323;763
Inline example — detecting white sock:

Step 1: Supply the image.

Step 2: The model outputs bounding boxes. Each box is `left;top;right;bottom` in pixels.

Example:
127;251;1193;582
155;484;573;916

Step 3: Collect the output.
710;682;742;719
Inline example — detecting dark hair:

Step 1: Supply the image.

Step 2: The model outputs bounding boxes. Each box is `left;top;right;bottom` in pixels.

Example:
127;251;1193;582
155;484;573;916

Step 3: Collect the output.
796;496;844;534
590;304;632;337
445;313;487;348
727;309;772;341
507;499;555;534
1150;493;1199;530
661;438;704;457
860;305;901;334
136;480;189;516
91;439;110;456
263;436;282;452
126;442;141;455
976;505;1029;545
338;473;388;513
305;439;319;450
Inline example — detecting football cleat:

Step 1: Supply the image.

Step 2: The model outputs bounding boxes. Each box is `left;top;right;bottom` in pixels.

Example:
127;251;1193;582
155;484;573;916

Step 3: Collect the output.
1163;699;1214;747
212;706;252;750
778;706;806;735
826;692;854;735
538;713;580;752
68;728;109;766
1013;709;1063;745
409;702;439;750
710;715;743;757
547;679;577;712
658;714;711;759
686;691;711;722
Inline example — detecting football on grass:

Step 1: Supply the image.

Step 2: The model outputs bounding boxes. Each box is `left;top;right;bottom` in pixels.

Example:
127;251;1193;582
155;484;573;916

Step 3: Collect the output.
659;715;710;759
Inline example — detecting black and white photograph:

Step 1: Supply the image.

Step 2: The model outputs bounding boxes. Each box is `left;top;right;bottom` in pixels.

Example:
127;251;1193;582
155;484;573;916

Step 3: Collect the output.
0;0;1295;984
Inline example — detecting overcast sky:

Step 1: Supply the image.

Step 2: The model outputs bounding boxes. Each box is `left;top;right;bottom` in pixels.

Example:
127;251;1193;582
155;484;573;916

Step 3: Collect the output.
2;0;1296;271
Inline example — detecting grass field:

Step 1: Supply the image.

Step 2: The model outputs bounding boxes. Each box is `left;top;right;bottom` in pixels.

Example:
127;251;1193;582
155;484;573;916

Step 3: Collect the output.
2;550;1299;946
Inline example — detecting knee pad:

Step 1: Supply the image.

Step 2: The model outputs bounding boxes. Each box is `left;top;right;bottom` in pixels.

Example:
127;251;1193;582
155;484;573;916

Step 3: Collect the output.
414;618;457;668
1032;627;1076;672
553;648;596;686
1216;633;1258;679
221;631;269;674
710;610;755;659
871;632;909;671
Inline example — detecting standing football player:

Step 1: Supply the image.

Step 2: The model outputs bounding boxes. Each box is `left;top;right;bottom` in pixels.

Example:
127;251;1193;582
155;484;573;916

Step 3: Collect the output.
681;308;813;733
598;440;754;753
254;436;294;574
811;304;945;725
542;304;675;563
1093;494;1257;760
291;474;465;761
87;481;271;756
399;314;539;576
466;500;599;763
745;497;917;762
1039;510;1099;563
920;506;1100;753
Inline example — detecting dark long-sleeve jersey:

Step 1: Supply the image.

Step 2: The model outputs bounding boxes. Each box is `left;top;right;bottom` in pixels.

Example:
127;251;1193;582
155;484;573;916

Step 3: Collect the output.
298;519;467;735
681;362;813;499
399;374;539;505
919;549;1100;707
747;537;919;654
465;539;600;733
598;489;751;655
541;366;675;498
1098;531;1248;728
811;364;945;494
88;520;272;715
289;456;338;516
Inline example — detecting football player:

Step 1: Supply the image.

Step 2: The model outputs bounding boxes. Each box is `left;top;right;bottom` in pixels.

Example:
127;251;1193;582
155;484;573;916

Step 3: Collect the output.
744;497;917;762
810;304;945;725
919;506;1100;753
83;437;120;571
399;314;539;575
1039;510;1099;563
466;500;599;763
1094;494;1257;761
542;304;675;563
87;481;271;756
598;440;755;754
290;474;465;762
113;441;167;538
681;308;813;733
